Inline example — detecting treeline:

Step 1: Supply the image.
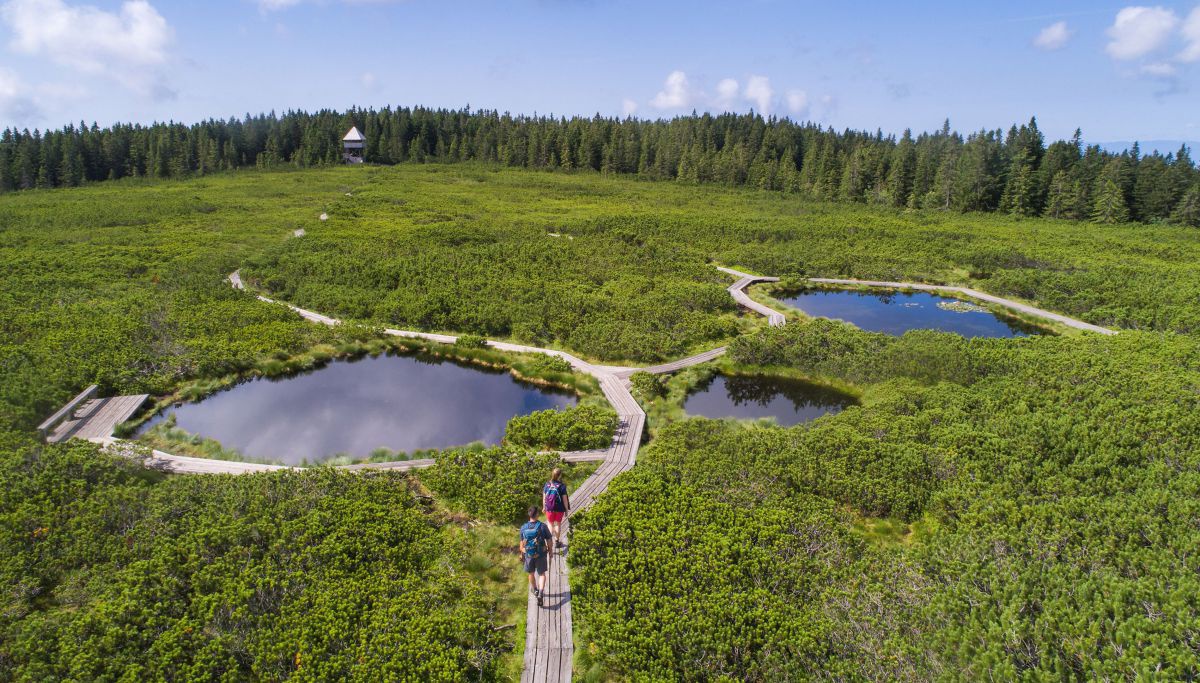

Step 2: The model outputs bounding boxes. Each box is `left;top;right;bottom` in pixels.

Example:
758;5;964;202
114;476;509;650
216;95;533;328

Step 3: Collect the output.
2;107;1198;225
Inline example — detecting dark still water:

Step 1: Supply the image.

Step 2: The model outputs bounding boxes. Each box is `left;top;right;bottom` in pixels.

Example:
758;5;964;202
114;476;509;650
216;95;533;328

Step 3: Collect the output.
779;289;1035;338
137;353;576;464
683;374;856;426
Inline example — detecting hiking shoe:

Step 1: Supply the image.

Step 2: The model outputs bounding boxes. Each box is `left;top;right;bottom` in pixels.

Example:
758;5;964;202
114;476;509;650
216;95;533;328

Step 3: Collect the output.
536;591;544;607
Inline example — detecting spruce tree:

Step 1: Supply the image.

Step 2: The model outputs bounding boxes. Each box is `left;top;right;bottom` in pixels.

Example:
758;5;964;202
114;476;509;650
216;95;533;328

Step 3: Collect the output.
1044;171;1074;219
1171;183;1200;227
1001;151;1038;216
886;130;916;207
1092;176;1129;224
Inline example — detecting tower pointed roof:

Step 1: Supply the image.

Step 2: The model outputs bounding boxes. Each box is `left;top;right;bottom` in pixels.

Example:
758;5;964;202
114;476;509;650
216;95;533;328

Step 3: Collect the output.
343;126;365;142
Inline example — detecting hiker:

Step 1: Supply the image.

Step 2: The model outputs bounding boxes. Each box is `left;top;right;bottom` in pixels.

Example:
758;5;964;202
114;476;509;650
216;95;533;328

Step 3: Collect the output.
543;467;570;551
519;505;553;607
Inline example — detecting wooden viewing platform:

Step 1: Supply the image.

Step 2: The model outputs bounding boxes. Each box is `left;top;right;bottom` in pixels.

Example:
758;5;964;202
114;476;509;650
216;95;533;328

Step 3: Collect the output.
41;386;148;444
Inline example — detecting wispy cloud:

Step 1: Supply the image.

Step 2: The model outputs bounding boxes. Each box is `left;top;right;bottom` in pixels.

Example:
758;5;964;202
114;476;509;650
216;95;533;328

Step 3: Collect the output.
621;98;637;116
0;66;37;120
1033;21;1073;50
714;78;739;109
646;70;820;117
1141;60;1178;76
785;89;809;117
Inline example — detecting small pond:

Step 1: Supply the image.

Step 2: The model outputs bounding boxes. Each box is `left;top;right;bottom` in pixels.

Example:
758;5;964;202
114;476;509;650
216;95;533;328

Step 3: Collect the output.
778;289;1038;337
136;353;577;464
683;374;856;426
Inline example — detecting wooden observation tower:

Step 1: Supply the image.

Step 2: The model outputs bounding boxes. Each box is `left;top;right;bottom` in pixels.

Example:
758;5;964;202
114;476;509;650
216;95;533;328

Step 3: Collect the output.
342;126;365;164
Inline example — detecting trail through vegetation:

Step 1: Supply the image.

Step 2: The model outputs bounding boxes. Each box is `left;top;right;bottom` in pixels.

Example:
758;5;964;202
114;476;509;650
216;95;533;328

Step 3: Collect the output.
3;164;1200;680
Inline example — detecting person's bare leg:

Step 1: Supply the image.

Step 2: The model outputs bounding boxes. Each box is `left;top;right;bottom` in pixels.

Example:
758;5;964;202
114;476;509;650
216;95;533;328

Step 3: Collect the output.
537;569;548;595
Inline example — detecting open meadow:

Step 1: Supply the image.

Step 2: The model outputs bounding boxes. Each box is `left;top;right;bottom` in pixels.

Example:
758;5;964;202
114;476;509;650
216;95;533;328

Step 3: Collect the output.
2;164;1200;680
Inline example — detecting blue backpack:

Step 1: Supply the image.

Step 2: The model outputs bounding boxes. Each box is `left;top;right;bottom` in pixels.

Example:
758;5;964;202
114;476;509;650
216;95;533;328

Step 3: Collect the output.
521;521;546;559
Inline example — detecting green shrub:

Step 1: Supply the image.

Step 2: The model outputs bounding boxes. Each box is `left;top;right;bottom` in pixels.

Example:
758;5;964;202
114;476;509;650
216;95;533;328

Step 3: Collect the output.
454;334;488;349
526;354;573;374
420;447;562;523
504;405;618;451
729;318;981;386
629;371;667;400
0;438;508;681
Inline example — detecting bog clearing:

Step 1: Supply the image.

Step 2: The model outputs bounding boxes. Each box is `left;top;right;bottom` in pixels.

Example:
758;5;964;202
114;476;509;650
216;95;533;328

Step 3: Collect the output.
2;164;1199;681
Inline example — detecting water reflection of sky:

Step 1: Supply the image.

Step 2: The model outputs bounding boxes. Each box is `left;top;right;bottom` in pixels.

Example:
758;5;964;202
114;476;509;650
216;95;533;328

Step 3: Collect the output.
683;374;855;427
137;353;576;464
780;290;1035;338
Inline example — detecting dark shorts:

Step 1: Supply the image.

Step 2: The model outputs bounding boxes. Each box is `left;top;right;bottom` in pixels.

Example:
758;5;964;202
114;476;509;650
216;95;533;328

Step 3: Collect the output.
523;553;548;575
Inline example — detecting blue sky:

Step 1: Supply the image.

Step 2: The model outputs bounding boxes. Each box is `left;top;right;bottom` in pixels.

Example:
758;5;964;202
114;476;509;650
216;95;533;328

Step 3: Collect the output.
0;0;1198;144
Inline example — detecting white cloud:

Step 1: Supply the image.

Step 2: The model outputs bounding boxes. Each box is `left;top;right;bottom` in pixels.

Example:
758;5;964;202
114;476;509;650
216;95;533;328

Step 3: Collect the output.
1181;6;1200;62
714;78;739;108
2;0;172;71
1033;21;1073;50
361;71;377;89
785;89;809;117
621;98;638;116
1106;6;1179;60
650;70;691;109
743;75;772;113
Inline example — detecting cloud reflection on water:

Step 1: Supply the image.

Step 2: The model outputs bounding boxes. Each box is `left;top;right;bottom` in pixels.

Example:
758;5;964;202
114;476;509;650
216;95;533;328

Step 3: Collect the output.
138;354;576;464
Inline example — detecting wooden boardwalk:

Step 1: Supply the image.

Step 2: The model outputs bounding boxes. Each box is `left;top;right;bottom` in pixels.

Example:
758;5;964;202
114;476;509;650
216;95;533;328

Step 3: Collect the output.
615;345;728;378
716;266;786;327
521;371;643;682
92;437;294;474
44;392;148;444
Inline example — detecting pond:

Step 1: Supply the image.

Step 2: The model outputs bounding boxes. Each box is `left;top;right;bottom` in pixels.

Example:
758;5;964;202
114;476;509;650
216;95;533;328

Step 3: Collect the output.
683;374;856;426
778;289;1037;337
136;353;577;464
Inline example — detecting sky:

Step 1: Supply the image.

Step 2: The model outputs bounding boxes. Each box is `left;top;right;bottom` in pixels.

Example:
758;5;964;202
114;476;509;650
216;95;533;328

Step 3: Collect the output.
0;0;1198;144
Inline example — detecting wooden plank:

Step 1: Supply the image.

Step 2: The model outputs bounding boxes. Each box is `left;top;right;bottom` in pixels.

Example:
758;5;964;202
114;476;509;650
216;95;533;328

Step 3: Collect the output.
559;450;608;463
630;346;728;376
90;438;294;474
38;385;97;437
337;458;437;471
72;394;148;440
557;527;574;682
47;394;147;443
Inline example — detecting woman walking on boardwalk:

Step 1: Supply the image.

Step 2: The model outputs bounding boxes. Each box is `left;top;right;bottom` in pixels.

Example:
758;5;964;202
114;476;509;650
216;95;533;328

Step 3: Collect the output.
543;467;570;551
